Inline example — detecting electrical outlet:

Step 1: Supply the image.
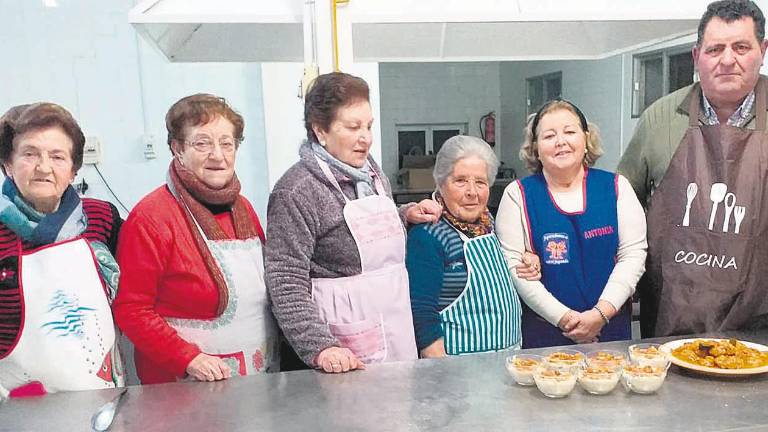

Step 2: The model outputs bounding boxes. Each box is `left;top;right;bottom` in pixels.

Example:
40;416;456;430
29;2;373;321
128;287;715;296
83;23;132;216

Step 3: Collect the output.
83;136;101;164
143;134;157;160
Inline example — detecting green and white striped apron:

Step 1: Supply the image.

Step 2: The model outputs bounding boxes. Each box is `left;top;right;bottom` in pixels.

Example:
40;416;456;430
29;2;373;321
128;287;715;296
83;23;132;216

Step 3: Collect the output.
440;231;522;355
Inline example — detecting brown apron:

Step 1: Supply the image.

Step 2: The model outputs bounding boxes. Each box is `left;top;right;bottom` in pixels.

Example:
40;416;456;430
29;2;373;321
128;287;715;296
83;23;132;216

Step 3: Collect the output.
644;78;768;337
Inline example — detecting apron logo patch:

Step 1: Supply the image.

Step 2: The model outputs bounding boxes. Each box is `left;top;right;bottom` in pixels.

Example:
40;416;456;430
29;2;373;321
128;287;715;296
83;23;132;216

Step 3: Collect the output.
674;250;738;270
583;225;615;239
543;233;569;265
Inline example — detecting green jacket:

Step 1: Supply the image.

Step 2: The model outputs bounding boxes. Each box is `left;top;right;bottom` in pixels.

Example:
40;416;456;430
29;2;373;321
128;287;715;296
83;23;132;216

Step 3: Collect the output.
617;77;768;207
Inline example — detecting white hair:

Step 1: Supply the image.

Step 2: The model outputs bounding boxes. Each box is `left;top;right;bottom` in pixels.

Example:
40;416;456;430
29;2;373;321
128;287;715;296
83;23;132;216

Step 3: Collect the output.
433;135;499;189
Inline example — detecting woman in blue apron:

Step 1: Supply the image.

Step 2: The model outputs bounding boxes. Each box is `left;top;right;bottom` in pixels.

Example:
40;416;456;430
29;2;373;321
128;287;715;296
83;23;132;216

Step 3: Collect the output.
407;135;523;357
496;99;648;348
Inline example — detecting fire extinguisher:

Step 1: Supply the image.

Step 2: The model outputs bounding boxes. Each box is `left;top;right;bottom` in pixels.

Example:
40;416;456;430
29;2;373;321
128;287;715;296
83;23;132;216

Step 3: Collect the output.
480;112;496;146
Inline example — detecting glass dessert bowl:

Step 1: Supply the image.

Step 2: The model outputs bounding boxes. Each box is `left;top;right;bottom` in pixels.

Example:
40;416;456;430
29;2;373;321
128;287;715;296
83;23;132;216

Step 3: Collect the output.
628;343;669;368
543;349;585;370
622;362;669;394
586;350;627;369
505;354;542;386
533;362;578;398
578;364;621;395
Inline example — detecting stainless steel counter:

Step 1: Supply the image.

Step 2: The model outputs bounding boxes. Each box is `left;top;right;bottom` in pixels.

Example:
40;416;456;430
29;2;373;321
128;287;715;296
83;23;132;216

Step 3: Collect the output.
2;331;768;432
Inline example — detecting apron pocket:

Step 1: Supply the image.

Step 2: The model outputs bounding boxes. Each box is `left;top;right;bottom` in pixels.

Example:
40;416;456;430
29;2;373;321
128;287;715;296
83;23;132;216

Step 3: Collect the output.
328;316;387;364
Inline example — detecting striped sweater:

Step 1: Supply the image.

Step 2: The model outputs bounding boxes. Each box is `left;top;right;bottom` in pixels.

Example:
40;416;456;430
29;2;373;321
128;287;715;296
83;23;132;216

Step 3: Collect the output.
0;198;121;357
406;218;470;350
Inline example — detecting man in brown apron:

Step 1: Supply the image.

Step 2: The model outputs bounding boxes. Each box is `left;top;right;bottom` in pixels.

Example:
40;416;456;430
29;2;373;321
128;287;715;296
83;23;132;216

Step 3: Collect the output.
618;0;768;337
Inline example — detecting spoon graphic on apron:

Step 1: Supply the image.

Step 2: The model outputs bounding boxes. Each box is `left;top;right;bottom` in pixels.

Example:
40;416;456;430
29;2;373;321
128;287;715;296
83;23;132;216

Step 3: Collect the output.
722;193;736;232
682;182;698;227
708;183;727;231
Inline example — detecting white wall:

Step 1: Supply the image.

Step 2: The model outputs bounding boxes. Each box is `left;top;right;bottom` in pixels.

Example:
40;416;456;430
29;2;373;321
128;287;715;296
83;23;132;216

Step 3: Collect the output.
1;0;271;217
499;56;625;176
261;62;383;189
378;62;501;182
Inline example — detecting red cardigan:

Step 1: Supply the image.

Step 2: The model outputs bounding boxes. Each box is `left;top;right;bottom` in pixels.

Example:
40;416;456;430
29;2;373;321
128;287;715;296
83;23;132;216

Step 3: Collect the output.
113;186;264;384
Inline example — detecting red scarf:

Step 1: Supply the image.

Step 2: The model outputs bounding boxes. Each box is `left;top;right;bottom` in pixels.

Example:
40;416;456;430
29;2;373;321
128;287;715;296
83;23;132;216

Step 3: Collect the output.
168;159;260;316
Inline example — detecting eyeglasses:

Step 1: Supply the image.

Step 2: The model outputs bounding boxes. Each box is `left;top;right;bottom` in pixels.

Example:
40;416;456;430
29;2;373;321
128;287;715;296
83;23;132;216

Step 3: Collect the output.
184;138;240;154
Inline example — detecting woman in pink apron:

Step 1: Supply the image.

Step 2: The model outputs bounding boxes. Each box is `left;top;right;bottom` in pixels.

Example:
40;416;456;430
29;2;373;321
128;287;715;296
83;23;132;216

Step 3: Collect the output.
113;94;278;384
0;103;124;397
266;72;441;373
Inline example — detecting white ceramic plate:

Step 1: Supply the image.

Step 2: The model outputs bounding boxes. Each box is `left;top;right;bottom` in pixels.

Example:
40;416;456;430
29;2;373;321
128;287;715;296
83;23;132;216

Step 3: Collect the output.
660;338;768;376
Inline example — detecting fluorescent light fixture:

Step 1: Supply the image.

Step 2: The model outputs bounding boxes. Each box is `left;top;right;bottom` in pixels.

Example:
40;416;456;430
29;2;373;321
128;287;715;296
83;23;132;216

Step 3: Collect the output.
43;0;58;7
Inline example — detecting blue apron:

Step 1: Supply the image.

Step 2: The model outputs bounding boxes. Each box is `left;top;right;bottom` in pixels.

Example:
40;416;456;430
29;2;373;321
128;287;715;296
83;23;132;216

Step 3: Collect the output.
440;229;522;355
519;168;630;348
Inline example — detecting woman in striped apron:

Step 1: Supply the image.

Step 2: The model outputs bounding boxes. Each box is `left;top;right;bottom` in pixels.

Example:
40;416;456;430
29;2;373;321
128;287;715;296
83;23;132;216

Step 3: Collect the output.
406;135;524;357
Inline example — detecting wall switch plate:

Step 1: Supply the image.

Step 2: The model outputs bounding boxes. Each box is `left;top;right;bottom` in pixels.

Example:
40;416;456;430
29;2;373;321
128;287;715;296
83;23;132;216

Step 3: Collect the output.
83;136;101;164
143;134;157;160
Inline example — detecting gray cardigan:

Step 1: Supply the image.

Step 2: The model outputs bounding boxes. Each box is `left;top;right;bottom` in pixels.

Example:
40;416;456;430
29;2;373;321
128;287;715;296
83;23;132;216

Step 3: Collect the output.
265;144;410;366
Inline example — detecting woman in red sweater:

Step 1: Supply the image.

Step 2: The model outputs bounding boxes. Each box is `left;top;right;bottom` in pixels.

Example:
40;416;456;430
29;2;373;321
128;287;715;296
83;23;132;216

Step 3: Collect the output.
113;94;277;384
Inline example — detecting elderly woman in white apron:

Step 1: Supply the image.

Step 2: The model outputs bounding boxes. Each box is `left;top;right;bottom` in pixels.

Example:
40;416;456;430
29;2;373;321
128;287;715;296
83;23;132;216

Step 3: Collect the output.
407;135;527;357
0;103;124;397
113;94;277;384
266;72;442;373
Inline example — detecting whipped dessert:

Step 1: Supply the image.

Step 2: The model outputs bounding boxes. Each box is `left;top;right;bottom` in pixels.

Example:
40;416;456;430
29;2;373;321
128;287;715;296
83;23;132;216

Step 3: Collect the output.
506;354;541;386
628;344;669;368
534;368;577;398
545;350;585;369
622;364;667;394
578;365;620;395
586;350;627;368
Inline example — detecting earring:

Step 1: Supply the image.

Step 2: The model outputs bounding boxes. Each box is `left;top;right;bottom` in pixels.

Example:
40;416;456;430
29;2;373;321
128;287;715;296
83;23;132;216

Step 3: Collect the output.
319;140;326;147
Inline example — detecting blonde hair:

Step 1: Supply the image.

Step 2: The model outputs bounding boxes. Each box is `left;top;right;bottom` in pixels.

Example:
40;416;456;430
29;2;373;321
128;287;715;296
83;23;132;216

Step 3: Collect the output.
519;100;603;174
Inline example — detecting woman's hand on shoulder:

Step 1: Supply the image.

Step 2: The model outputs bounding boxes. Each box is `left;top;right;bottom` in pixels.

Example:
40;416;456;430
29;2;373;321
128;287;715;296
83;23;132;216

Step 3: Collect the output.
315;347;365;374
186;353;232;381
405;199;442;224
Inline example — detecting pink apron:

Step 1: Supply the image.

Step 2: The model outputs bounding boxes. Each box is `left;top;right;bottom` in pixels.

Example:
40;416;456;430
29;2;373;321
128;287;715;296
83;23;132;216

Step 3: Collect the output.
311;158;418;363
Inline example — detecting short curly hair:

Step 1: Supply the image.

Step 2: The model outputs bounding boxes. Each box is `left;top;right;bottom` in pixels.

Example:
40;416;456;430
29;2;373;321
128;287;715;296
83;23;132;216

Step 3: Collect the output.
165;93;245;151
304;72;369;143
519;99;603;174
0;103;85;173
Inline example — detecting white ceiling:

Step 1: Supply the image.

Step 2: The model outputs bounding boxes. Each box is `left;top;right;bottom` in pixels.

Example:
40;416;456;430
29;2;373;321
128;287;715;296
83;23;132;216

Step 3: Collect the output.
130;0;709;63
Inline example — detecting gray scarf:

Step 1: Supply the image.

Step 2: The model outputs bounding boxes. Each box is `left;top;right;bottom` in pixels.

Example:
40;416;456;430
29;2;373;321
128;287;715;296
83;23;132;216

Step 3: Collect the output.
312;143;375;198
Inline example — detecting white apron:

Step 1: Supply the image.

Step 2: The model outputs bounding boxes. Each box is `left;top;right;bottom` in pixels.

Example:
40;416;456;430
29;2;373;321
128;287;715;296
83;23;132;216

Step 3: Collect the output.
0;238;124;394
310;159;418;363
167;218;279;376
